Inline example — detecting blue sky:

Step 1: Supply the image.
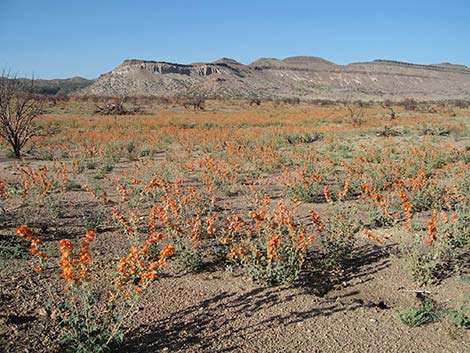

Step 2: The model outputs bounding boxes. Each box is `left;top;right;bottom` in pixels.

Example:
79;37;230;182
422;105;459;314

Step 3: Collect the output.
0;0;469;79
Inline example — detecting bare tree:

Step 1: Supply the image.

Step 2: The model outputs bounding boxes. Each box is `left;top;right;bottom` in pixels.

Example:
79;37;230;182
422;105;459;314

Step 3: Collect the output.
95;96;134;115
346;103;364;126
249;98;261;106
0;71;43;158
381;103;398;120
180;97;205;110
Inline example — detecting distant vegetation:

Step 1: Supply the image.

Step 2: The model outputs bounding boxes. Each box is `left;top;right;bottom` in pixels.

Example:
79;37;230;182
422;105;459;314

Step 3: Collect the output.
0;76;94;96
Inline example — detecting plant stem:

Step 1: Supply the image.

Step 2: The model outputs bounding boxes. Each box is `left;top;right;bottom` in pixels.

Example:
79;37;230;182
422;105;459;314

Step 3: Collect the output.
103;294;139;348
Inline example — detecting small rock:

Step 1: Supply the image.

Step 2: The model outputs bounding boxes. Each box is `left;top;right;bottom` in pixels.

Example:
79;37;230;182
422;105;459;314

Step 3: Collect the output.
37;307;48;317
50;310;58;320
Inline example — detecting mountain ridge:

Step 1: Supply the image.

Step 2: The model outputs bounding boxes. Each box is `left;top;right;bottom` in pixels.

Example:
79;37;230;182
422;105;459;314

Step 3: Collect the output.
77;56;470;100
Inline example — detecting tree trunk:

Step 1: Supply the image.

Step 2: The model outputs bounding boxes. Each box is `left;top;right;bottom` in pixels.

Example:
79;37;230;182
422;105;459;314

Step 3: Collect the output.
13;145;21;158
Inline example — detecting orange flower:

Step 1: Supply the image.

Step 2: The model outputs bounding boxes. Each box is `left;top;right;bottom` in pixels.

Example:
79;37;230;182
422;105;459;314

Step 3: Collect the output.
311;211;323;232
400;191;413;212
220;236;233;244
427;211;439;245
338;178;350;201
237;246;246;257
112;209;135;235
16;225;48;269
267;234;281;261
324;185;331;203
206;214;218;235
150;232;163;240
85;230;95;241
160;244;175;258
58;231;95;285
59;239;75;283
396;187;413;231
147;262;159;272
148;205;159;231
363;229;382;244
16;225;33;237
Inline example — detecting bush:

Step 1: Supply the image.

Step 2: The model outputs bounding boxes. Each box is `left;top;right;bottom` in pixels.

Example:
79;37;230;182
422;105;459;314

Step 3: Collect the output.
226;198;314;284
453;99;470;109
400;211;454;285
402;98;418;111
150;181;217;272
17;225;174;353
399;297;440;327
316;205;363;271
448;303;470;329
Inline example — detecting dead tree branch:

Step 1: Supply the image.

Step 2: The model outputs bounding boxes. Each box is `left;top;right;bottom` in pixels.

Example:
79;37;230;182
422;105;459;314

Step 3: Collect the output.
0;71;43;158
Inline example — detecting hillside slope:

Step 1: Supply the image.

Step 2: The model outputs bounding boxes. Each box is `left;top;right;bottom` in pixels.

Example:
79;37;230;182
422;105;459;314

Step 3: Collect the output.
78;57;470;100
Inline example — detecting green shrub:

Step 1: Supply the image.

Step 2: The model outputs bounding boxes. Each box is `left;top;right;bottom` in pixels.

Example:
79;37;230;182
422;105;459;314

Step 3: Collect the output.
399;298;440;327
448;304;470;329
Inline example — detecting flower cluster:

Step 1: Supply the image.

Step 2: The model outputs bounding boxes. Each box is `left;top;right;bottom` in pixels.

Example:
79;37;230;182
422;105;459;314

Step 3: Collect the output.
16;225;48;273
59;230;96;286
226;197;315;284
115;241;174;298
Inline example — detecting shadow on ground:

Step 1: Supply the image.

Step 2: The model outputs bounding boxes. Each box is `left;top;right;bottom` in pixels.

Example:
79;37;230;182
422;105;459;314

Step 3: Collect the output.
120;243;391;352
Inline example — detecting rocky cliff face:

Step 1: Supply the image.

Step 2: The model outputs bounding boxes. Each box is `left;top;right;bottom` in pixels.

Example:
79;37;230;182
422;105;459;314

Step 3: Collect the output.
78;56;470;100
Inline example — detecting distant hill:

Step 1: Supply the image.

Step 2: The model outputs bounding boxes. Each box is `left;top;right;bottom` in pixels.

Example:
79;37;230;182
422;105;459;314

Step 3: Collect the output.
13;77;94;95
77;56;470;100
